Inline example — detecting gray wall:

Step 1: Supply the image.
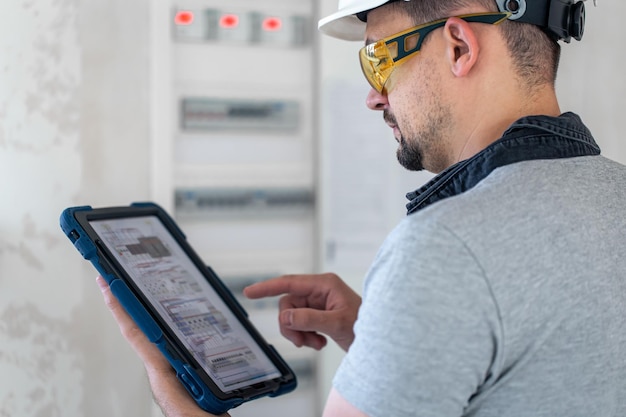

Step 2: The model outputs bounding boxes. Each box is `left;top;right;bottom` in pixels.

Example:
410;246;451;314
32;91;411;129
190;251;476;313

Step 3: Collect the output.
0;0;152;416
556;3;626;162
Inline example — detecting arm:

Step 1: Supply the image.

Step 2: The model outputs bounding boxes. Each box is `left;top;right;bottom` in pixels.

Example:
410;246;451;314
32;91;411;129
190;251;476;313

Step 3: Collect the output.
96;276;229;417
328;219;499;417
243;273;361;352
323;388;369;417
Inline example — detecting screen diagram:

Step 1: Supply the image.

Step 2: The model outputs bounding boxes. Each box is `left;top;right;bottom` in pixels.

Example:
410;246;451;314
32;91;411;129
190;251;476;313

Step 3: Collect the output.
90;216;281;392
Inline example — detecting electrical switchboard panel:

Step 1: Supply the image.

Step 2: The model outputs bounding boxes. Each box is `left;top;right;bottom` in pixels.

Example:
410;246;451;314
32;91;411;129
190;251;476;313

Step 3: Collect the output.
180;98;300;131
173;8;310;47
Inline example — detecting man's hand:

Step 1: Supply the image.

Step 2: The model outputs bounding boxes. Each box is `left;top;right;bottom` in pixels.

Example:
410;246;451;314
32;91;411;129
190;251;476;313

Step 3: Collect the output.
244;273;361;352
96;276;229;417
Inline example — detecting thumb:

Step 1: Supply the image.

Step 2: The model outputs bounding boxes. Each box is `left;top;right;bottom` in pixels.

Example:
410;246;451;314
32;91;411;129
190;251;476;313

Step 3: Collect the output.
281;307;337;335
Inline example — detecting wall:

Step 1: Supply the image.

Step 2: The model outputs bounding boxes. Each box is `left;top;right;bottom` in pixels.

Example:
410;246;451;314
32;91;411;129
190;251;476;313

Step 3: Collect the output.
0;0;153;416
556;3;626;163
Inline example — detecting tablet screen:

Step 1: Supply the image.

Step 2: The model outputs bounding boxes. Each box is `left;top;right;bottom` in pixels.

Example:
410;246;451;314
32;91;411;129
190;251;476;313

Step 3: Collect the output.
89;215;282;392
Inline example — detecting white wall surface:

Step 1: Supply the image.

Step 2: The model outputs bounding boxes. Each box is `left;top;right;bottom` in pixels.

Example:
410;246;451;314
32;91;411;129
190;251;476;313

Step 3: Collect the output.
0;0;153;416
556;3;626;164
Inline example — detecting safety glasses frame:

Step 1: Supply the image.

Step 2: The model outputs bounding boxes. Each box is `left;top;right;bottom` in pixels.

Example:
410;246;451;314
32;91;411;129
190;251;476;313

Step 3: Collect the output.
359;12;511;93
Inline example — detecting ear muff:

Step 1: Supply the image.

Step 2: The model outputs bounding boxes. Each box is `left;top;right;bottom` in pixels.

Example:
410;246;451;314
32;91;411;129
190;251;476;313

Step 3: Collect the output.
569;1;585;41
495;0;587;43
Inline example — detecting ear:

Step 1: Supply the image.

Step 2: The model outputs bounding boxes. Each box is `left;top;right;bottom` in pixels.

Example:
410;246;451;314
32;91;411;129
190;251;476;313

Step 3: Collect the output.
443;17;480;77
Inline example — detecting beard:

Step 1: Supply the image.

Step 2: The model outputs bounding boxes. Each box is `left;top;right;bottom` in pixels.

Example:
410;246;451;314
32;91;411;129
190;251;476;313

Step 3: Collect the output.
397;133;426;171
384;97;452;173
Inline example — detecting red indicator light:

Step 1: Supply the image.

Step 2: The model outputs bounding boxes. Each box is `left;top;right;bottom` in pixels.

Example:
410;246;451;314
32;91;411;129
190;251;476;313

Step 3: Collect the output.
220;14;239;28
174;10;194;25
262;17;282;31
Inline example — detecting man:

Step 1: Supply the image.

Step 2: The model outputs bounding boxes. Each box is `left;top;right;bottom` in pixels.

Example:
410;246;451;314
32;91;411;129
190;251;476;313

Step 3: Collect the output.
99;0;626;416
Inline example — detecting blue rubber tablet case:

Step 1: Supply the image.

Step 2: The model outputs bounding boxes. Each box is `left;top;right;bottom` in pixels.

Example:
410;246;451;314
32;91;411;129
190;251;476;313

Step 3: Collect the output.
60;202;297;414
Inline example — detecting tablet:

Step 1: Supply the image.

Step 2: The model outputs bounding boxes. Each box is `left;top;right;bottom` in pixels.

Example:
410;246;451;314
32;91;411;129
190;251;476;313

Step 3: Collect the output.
60;202;297;414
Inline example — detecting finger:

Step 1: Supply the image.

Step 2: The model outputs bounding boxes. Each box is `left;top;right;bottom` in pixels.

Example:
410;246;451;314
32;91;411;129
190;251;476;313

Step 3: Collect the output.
278;324;304;348
276;318;327;350
243;274;321;299
281;307;353;349
275;295;326;349
278;292;310;311
147;366;230;417
280;307;336;335
97;276;136;331
298;331;328;350
276;295;305;347
96;276;170;370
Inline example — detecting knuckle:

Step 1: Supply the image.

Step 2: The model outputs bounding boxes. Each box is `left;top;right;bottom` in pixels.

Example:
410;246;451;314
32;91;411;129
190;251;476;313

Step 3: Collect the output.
321;272;341;282
103;295;118;312
329;313;354;338
295;311;315;328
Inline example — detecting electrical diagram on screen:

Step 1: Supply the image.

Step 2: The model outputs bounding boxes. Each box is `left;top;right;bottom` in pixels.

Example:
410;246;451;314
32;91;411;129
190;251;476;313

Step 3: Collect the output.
96;223;276;389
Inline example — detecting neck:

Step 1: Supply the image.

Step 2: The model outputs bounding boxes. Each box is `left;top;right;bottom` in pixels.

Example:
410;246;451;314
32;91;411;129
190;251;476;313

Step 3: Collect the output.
453;81;561;165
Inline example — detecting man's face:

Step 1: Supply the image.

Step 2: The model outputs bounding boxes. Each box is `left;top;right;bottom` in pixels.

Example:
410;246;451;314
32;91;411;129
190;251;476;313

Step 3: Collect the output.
364;6;455;173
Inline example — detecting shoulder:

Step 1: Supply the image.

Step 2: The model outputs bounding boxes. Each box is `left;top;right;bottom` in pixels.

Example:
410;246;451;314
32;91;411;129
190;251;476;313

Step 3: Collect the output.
363;212;496;322
337;207;502;417
405;155;626;234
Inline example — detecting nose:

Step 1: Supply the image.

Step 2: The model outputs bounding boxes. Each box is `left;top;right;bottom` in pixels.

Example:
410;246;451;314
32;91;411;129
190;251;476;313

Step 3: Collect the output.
366;87;389;111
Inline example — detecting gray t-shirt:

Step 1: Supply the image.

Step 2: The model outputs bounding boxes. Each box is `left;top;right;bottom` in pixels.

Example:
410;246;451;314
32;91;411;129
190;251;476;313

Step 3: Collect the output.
334;155;626;417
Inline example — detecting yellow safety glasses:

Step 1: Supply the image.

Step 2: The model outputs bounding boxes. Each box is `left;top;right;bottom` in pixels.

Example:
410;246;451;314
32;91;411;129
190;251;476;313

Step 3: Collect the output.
359;12;511;93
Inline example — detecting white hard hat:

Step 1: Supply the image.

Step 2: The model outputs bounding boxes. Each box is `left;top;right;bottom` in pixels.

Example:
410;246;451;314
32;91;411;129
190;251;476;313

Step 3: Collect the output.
318;0;402;41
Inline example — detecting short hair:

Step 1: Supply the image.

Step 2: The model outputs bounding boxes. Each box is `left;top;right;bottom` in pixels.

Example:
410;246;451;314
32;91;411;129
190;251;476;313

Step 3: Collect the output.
390;0;561;88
